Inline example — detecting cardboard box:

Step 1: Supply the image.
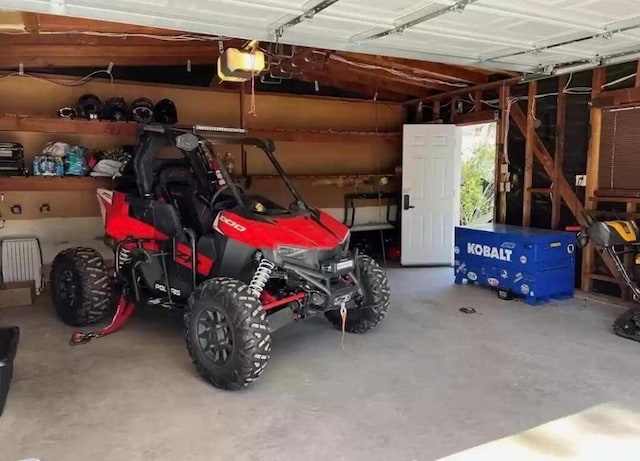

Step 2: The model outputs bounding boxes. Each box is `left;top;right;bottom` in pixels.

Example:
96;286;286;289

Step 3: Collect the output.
0;281;35;308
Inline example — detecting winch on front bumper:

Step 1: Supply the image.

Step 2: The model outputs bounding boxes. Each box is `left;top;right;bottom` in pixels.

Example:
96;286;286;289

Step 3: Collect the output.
281;253;364;312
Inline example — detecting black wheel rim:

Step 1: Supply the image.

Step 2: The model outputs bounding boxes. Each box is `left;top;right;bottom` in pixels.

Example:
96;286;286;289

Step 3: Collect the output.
57;268;78;310
197;307;234;366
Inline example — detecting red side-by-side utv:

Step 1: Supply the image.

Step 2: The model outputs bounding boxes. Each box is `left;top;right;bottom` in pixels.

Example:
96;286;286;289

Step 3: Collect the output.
50;125;391;390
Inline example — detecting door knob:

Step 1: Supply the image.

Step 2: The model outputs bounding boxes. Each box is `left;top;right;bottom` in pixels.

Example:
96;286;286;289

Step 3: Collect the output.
403;194;415;210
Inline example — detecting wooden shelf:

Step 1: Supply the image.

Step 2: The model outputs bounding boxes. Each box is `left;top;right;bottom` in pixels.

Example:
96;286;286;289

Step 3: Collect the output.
590;196;640;204
0;114;139;137
248;128;401;145
0;115;401;145
0;176;113;191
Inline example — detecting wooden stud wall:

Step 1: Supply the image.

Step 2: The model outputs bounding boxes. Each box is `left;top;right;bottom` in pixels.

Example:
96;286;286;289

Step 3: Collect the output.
551;75;568;230
413;62;640;299
0;75;403;220
522;81;537;227
581;68;607;293
496;84;510;224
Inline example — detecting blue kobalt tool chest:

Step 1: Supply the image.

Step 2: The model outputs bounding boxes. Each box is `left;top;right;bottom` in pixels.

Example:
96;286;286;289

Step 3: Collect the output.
454;224;576;305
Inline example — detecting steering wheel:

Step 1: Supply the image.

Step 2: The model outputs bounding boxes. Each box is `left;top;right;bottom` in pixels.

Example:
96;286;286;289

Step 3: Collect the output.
209;183;245;209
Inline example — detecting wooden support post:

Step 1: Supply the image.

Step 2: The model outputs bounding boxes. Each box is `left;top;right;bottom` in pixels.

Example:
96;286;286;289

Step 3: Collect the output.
523;81;537;227
474;90;482;112
495;84;510;224
636;61;640;87
415;102;424;123
432;100;441;122
552;75;568;230
581;67;606;293
450;96;459;123
510;103;625;290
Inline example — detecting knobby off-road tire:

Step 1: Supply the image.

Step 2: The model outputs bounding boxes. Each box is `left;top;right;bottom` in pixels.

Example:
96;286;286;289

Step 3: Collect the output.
325;255;391;333
50;247;113;326
184;277;271;391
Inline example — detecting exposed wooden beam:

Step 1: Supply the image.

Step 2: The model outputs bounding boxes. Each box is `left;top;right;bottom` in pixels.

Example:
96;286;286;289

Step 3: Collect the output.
295;72;408;102
0;114;401;144
305;66;425;99
511;102;624;290
21;12;39;33
336;52;489;84
0;34;224;47
511;106;579;214
415;102;424;123
523;81;537;227
551;75;567;230
474;90;482;112
591;85;640;108
249;128;401;145
405;76;521;105
324;62;452;93
450;96;459;123
454;110;499;126
495;84;510;224
0;43;222;67
582;67;607;293
432;100;441;122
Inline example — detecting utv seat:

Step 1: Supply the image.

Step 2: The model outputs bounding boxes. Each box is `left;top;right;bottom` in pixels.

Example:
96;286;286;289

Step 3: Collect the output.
154;165;214;236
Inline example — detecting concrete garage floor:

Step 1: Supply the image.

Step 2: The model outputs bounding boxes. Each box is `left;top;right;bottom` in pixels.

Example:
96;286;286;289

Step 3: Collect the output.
2;267;640;461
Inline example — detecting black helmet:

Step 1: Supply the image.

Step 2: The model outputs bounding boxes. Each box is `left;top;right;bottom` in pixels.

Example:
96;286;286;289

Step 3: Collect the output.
154;98;178;124
57;107;77;119
77;94;102;120
130;97;154;123
101;97;129;122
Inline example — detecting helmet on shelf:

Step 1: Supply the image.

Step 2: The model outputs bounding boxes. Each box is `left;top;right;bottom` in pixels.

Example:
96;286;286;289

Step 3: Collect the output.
101;97;129;122
154;98;178;124
130;97;154;123
77;94;102;120
57;107;77;119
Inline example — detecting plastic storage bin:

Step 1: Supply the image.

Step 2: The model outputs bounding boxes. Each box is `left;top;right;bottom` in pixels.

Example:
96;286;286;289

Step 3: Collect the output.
454;224;575;305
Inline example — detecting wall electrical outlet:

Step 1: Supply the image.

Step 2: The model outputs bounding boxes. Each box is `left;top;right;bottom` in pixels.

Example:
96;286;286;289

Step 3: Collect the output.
575;175;587;186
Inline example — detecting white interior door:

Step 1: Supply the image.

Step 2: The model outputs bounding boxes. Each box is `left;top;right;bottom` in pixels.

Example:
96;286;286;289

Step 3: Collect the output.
401;124;461;266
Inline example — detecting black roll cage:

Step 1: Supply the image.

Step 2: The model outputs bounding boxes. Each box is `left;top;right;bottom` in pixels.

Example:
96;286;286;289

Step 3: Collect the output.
133;124;310;213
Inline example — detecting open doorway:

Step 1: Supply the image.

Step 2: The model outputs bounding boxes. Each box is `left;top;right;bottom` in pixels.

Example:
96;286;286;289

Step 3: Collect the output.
460;122;497;225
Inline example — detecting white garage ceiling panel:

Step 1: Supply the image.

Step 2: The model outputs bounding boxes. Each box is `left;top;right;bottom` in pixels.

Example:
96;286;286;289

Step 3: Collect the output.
2;0;640;74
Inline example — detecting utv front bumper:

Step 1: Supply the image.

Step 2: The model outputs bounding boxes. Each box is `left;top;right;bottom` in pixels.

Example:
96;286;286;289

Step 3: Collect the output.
281;253;362;311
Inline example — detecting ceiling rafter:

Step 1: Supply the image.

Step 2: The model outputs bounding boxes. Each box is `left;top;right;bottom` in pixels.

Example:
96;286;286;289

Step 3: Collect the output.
305;65;429;99
0;12;507;100
294;71;409;101
334;52;489;84
323;60;454;93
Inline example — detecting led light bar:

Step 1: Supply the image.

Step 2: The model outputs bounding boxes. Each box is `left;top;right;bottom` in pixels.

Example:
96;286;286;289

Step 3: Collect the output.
193;125;247;134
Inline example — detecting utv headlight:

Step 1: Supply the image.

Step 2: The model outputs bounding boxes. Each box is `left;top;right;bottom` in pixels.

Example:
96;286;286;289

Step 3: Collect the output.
277;245;320;267
278;245;312;259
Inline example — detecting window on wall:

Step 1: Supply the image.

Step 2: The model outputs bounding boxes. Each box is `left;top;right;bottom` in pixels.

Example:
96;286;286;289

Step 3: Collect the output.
599;107;640;195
